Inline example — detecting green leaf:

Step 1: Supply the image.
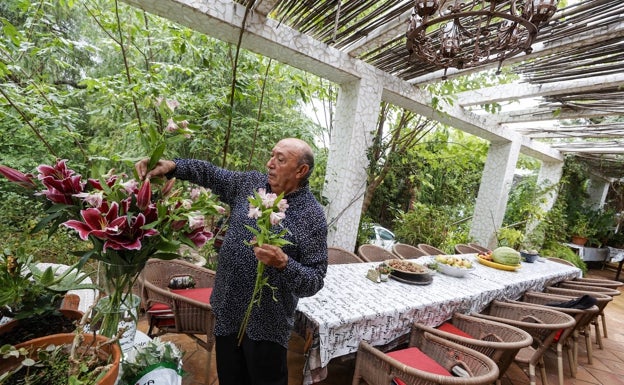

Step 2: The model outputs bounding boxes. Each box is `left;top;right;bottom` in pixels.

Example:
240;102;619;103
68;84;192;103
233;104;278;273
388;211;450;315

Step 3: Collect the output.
148;142;166;170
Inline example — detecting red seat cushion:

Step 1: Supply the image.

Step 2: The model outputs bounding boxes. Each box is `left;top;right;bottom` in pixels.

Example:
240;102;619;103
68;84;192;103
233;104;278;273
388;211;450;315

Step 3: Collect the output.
387;347;452;379
171;287;213;303
437;322;474;339
147;302;172;314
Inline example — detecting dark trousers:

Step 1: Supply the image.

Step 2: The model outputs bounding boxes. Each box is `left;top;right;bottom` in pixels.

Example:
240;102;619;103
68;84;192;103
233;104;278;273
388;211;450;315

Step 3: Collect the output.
215;333;288;385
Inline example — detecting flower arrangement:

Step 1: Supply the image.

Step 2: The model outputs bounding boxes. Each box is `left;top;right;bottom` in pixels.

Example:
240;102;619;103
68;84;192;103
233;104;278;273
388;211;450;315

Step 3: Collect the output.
237;188;290;345
0;160;225;339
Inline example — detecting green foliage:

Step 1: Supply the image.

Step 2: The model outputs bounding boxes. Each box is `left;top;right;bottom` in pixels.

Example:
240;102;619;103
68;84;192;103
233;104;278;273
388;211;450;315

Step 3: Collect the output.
540;242;588;275
495;227;524;249
1;0;327;262
0;249;94;320
392;203;471;254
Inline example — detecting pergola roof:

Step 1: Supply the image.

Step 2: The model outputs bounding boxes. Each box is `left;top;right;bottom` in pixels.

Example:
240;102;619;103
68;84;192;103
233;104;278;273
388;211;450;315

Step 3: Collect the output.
133;0;624;178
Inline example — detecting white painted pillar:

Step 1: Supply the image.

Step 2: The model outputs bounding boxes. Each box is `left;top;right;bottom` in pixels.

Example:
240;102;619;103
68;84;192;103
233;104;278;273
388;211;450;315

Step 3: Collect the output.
525;160;564;235
470;140;521;249
587;175;610;209
323;76;383;252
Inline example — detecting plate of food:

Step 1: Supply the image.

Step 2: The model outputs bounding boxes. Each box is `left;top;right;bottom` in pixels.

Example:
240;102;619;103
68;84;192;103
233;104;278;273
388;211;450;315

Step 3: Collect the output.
433;255;475;277
385;259;433;284
477;247;521;271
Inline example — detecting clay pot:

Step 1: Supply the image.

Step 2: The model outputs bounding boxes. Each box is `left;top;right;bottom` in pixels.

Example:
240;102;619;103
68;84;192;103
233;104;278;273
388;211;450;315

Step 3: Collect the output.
571;236;588;246
0;333;121;385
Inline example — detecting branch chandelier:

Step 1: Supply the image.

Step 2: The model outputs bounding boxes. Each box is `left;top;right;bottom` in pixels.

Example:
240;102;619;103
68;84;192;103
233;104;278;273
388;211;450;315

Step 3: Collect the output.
406;0;558;78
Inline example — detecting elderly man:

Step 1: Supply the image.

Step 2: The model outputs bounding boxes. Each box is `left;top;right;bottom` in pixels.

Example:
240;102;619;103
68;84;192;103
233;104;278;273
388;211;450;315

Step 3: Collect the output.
136;138;328;385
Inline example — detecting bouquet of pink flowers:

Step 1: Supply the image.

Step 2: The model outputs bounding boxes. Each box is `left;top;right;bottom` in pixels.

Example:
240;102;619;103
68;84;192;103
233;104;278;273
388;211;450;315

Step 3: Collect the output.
238;188;291;345
0;159;225;338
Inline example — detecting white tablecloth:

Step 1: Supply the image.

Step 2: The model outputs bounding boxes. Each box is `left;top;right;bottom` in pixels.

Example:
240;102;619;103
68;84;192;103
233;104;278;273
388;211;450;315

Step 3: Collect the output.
294;255;581;384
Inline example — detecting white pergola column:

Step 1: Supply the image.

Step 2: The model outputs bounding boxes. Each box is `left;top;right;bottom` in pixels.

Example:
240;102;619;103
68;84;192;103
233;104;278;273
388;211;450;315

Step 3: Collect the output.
525;160;564;235
470;140;522;248
324;76;383;251
587;175;611;209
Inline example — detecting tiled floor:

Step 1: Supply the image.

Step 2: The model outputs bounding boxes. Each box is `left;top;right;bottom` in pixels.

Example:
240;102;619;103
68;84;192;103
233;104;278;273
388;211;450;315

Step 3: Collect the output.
138;266;624;385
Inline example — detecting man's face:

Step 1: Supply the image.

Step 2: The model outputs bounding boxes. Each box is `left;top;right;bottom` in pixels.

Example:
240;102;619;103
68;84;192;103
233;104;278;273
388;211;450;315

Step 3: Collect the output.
266;139;304;195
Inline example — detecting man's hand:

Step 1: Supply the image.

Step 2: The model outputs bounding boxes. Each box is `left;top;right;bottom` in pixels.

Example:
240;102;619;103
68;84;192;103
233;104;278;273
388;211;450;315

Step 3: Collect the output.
135;158;176;180
254;244;289;270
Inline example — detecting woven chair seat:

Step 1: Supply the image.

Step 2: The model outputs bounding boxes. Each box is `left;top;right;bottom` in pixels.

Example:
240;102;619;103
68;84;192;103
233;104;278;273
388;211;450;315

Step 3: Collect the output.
392;243;428;259
544;286;613;350
328;246;364;264
411;313;532;385
417;244;447;256
570;277;623;289
472;300;576;385
138;258;216;380
352;331;499;385
469;243;492;253
357;244;395;262
454;244;481;254
514;292;599;385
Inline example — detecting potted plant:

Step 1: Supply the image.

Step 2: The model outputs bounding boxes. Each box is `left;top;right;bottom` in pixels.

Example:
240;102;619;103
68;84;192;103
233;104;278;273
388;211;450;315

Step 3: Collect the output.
569;214;594;246
0;250;96;345
376;263;392;282
0;326;121;385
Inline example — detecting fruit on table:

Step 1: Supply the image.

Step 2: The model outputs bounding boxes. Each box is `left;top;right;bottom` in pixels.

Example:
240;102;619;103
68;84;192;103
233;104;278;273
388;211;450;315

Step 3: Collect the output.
491;247;521;265
434;255;473;269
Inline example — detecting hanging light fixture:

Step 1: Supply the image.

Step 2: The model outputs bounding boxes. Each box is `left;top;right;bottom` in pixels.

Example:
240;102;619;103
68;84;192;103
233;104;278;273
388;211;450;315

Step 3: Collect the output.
406;0;558;78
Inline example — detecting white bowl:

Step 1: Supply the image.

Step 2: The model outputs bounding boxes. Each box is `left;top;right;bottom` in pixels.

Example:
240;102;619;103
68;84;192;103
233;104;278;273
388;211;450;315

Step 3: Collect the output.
438;262;475;278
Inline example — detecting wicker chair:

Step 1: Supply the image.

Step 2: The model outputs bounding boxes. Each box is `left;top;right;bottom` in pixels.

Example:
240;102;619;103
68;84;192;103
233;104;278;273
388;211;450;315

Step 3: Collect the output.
357;244;395;262
515;291;599;385
352;330;499;385
554;281;620;340
473;300;576;385
454;244;481;254
417;244;447;256
569;277;623;289
545;285;614;348
392;243;428;259
469;243;492;254
546;257;576;266
328;246;365;264
138;258;216;379
411;313;532;385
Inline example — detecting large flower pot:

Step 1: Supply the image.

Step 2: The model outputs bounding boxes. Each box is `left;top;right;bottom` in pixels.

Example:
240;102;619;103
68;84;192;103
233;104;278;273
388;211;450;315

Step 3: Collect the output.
0;333;121;385
0;308;83;346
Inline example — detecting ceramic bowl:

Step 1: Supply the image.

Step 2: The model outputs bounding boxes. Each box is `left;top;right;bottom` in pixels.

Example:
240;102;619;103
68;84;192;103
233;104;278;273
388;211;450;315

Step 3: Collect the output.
520;251;539;263
438;262;475;277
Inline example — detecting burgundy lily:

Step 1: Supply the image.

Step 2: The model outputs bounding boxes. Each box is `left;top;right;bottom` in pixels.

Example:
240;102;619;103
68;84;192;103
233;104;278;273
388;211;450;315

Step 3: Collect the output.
63;202;158;251
0;165;37;189
136;179;152;211
36;160;85;204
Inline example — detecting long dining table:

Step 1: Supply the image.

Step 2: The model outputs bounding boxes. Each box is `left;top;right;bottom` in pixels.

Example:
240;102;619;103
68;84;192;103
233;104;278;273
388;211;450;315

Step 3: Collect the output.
293;254;581;384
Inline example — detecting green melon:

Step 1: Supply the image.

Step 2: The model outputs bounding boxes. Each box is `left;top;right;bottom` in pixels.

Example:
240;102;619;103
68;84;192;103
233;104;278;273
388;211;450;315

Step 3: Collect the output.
492;247;521;265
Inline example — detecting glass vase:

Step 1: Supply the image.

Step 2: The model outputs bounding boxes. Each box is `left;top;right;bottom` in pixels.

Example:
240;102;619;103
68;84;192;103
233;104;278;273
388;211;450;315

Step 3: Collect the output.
93;261;144;354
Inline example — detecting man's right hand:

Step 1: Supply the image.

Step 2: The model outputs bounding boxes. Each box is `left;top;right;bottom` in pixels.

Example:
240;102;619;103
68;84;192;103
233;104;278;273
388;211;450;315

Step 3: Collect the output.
135;158;176;180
